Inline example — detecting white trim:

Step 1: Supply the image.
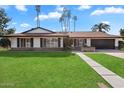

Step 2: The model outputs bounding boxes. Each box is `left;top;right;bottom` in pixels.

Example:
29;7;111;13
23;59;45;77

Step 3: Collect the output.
60;38;63;48
87;38;91;47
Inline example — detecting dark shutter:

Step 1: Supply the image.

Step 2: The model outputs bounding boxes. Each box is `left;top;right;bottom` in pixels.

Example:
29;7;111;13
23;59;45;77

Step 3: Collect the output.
74;39;76;47
24;39;26;47
30;38;33;47
17;38;19;48
58;38;61;47
21;39;23;47
44;38;46;47
40;38;43;47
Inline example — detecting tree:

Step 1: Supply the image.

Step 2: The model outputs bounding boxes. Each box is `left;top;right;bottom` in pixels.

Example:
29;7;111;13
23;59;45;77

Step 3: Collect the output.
0;8;11;34
35;5;40;27
59;16;64;32
63;37;73;50
7;28;15;35
72;16;77;32
91;23;110;32
67;10;71;31
0;8;15;48
120;28;124;36
59;7;72;32
0;38;11;48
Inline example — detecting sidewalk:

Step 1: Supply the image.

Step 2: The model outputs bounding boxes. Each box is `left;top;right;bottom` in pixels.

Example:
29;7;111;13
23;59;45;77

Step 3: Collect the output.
75;52;124;88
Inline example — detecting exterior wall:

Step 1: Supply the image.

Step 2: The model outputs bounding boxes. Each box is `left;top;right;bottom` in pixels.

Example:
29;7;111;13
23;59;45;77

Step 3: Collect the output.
115;38;123;48
33;38;40;48
27;28;52;33
60;38;63;48
86;38;91;47
11;38;17;48
10;37;122;49
10;37;64;49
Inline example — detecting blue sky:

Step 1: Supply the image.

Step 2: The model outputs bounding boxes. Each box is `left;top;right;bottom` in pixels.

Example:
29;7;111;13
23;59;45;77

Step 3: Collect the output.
1;5;124;35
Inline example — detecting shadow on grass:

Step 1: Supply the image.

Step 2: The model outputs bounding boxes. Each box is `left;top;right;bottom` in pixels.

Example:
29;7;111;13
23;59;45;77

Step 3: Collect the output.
0;51;75;58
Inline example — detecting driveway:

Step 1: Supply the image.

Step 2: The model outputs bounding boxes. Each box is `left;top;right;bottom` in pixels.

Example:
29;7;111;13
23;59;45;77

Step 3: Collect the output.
105;53;124;59
96;49;124;53
94;49;124;59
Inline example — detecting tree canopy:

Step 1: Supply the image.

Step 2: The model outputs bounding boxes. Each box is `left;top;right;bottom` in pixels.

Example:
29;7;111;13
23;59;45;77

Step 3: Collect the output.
120;28;124;36
0;8;16;48
0;8;15;35
91;23;110;32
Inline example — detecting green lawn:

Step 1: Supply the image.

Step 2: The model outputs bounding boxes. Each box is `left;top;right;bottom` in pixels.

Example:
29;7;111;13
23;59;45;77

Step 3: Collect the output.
0;51;110;88
85;53;124;78
121;47;124;51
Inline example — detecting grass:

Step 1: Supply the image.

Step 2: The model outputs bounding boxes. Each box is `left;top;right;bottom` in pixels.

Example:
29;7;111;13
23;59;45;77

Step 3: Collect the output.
121;47;124;51
0;47;9;51
0;51;110;88
85;53;124;78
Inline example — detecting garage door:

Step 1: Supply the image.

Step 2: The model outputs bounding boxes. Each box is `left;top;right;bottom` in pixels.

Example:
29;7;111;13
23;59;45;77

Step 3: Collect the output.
91;39;115;49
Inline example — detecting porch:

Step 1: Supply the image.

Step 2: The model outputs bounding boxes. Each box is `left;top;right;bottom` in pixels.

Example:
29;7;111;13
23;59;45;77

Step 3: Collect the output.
10;37;63;49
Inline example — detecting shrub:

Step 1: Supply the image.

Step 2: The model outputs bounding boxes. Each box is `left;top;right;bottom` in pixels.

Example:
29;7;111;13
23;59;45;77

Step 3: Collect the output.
118;41;124;49
0;38;11;48
63;37;73;51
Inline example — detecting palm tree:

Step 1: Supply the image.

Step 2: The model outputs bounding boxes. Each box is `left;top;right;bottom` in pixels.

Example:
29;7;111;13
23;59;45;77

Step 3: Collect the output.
120;28;124;36
63;7;68;32
91;23;110;32
72;16;77;32
59;16;64;32
67;10;71;31
35;5;40;27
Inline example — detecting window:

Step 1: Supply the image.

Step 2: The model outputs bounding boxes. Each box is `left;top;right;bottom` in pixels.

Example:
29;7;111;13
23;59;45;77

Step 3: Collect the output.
78;39;87;47
40;38;47;48
42;38;58;48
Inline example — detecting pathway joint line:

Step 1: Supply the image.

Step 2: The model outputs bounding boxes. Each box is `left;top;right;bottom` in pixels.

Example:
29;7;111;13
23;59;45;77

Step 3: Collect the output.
75;52;124;88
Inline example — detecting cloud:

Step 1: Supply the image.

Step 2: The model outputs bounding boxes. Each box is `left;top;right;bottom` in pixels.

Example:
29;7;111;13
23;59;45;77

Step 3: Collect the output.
12;22;17;25
101;21;110;24
78;5;91;10
15;5;27;12
56;5;64;12
91;6;124;16
0;5;9;9
35;11;62;21
20;23;30;28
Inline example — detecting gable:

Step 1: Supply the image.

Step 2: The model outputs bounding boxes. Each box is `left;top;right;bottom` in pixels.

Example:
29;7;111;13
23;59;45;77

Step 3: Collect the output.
22;27;54;34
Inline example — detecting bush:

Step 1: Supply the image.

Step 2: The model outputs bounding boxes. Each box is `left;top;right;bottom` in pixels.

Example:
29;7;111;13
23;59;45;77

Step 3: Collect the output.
63;37;73;51
118;41;124;49
0;38;11;48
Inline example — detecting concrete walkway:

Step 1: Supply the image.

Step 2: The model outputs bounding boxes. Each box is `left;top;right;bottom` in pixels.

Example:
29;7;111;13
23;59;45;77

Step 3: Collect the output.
105;53;124;59
75;52;124;88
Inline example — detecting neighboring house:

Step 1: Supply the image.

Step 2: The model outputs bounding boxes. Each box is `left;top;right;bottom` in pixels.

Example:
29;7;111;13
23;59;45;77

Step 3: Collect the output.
5;27;123;50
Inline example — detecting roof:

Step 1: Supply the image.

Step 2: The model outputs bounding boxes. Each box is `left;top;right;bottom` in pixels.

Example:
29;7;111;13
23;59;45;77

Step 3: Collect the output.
21;27;55;34
67;32;121;38
5;33;68;37
4;27;122;38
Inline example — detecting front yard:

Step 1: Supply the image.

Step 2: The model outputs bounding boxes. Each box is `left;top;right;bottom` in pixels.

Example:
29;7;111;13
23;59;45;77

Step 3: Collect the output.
0;51;110;88
85;53;124;78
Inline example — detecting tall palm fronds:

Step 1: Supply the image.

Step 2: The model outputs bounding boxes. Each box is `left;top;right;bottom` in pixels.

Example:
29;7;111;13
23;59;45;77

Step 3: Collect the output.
59;7;72;32
35;5;40;27
59;16;64;32
91;23;110;32
72;16;77;32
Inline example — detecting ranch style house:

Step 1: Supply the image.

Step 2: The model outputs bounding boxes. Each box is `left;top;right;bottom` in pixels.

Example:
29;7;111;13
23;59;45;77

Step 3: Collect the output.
5;27;123;51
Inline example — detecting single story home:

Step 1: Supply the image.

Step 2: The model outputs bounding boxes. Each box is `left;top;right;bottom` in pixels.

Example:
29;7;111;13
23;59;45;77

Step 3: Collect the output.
5;27;123;51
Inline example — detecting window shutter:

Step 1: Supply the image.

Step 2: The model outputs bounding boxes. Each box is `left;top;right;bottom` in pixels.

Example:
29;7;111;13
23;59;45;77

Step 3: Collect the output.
30;38;33;47
40;38;43;47
58;38;61;47
17;38;19;48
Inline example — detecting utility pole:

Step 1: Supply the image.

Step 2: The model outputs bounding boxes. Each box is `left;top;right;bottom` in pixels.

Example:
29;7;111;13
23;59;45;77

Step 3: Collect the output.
35;5;40;27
